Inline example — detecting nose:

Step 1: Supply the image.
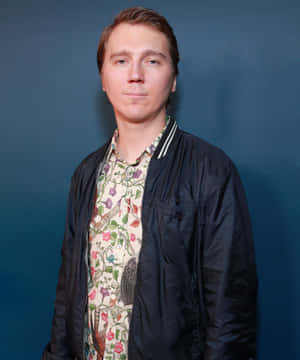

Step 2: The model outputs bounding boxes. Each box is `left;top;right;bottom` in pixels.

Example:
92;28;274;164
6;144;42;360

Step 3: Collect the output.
128;61;144;83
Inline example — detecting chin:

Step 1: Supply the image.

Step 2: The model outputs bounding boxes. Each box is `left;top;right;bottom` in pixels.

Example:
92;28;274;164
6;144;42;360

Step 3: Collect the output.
118;108;153;123
124;114;149;123
115;103;166;124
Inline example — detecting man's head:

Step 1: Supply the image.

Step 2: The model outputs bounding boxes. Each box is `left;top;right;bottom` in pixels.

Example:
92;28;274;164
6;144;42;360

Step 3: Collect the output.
97;7;180;76
97;7;180;124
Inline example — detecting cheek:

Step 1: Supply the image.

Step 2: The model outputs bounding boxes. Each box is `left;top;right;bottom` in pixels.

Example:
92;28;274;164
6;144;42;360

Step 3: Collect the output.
102;70;125;92
149;73;174;95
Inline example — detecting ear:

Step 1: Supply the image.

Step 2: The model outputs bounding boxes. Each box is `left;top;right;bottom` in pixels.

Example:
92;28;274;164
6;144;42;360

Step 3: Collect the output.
171;77;176;92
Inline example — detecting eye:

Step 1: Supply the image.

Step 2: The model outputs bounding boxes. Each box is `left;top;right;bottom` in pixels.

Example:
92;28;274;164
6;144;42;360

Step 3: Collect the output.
115;58;127;64
145;57;161;65
148;59;159;65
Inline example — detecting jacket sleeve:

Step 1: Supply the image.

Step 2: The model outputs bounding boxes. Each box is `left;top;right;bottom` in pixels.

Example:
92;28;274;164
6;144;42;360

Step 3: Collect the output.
42;174;77;360
201;159;258;360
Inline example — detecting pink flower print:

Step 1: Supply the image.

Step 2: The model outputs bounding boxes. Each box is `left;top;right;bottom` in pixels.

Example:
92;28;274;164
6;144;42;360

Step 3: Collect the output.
109;186;116;196
103;232;111;241
130;219;140;228
114;341;123;354
130;233;136;242
126;198;131;213
110;298;117;306
92;251;97;259
88;289;96;300
132;203;138;214
101;311;108;322
133;169;142;179
91;267;95;277
106;328;114;341
105;198;112;209
89;353;93;360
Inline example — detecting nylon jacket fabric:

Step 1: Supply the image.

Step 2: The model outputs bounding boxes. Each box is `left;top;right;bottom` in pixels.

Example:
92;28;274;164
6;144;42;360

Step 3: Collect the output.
42;118;257;360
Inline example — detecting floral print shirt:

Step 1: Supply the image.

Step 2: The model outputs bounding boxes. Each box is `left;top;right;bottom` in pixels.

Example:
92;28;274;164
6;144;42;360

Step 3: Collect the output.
85;120;169;360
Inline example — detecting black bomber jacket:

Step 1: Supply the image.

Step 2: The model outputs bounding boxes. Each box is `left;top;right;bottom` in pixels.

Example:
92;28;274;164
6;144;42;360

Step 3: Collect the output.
42;118;257;360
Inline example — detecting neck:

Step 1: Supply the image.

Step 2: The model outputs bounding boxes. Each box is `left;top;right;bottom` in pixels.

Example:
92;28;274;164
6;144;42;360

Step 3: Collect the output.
115;111;167;164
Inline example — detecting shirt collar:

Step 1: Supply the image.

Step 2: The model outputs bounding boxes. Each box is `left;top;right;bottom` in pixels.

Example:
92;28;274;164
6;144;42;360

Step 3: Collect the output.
108;115;170;163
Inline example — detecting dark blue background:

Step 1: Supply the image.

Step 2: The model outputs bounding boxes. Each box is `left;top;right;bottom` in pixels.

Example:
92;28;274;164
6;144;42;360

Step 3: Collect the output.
1;1;299;359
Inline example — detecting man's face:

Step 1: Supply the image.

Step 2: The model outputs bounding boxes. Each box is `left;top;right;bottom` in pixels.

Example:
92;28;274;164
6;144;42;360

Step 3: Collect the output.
101;23;176;124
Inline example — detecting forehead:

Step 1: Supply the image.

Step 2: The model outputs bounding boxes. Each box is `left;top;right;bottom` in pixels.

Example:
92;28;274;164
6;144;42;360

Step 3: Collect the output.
105;23;170;54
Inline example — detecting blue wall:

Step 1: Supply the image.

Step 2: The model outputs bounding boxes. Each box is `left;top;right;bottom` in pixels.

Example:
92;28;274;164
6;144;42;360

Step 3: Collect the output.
1;1;299;359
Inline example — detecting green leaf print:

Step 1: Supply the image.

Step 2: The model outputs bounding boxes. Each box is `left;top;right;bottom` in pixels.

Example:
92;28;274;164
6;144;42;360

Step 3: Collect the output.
110;220;118;229
113;270;119;281
116;329;120;340
89;304;96;311
122;213;128;224
98;205;104;215
111;232;117;239
105;266;113;273
120;355;127;360
118;163;125;169
135;189;141;199
121;329;127;340
95;259;100;267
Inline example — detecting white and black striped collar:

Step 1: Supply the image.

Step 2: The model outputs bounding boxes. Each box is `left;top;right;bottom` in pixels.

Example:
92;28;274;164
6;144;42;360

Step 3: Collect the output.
99;116;179;172
155;117;178;159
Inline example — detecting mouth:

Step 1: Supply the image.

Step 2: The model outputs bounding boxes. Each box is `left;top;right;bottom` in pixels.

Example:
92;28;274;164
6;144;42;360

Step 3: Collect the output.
124;93;147;98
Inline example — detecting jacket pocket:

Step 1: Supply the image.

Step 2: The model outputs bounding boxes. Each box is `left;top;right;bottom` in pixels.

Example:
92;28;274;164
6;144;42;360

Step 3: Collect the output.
152;198;197;268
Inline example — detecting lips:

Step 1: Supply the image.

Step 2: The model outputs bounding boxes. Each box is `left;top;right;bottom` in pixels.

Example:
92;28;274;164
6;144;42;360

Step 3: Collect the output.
125;93;147;97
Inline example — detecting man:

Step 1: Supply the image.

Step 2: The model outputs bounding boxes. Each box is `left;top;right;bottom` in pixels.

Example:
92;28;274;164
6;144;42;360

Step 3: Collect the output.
42;7;257;360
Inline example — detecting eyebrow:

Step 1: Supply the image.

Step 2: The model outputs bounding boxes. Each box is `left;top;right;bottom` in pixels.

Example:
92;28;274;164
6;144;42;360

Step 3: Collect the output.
109;49;168;60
